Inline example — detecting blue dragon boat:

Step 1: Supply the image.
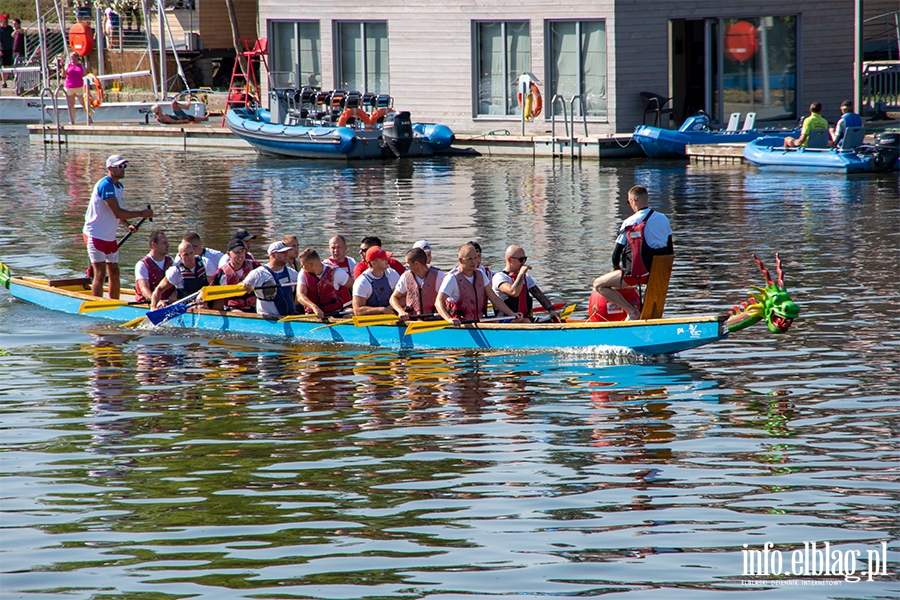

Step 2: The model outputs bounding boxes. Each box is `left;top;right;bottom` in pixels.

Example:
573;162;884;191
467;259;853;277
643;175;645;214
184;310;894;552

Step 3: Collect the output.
225;89;456;160
633;111;795;158
743;132;900;173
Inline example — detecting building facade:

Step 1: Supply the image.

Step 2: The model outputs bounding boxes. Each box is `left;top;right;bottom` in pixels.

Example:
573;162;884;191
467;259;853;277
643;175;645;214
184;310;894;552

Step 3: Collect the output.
257;1;893;133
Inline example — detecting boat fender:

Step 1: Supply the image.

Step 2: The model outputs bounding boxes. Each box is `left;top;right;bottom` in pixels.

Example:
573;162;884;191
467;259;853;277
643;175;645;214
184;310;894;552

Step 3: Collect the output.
83;74;104;108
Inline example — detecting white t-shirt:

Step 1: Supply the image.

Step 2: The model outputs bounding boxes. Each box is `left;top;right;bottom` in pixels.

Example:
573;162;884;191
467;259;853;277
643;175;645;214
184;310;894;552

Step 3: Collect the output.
394;268;444;294
301;265;350;290
135;255;170;283
174;254;213;274
83;176;124;242
438;269;491;303
353;268;400;300
164;262;205;289
243;265;298;316
491;271;536;302
324;255;358;278
201;247;225;269
219;251;256;269
616;208;673;249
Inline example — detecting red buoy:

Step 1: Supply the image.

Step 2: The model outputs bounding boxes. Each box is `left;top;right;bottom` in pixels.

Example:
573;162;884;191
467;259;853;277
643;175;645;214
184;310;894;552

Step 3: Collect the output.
69;22;94;57
588;289;642;322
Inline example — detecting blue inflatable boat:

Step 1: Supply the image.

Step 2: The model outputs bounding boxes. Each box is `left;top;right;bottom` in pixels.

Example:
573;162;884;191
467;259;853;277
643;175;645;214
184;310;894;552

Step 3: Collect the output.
743;133;900;173
633;112;795;158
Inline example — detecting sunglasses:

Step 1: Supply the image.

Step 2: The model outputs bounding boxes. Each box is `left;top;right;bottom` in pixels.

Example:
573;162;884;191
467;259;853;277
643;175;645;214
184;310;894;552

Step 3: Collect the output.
359;247;369;255
512;255;527;263
113;164;127;169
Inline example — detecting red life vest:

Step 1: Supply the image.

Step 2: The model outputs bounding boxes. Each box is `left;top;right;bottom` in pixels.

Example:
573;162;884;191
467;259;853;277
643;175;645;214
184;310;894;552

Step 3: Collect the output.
403;267;439;315
445;271;485;321
501;271;532;316
303;264;344;314
325;256;353;304
135;255;173;303
214;258;259;310
621;209;654;284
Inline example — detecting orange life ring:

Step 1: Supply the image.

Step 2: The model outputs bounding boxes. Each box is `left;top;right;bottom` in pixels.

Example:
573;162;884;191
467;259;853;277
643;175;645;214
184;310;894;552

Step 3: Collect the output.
369;107;395;126
69;22;94;56
83;74;103;108
337;107;371;128
517;82;543;119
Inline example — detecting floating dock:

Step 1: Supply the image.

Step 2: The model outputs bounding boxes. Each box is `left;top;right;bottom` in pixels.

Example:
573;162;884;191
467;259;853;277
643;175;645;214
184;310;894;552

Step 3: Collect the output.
26;123;645;160
685;143;747;164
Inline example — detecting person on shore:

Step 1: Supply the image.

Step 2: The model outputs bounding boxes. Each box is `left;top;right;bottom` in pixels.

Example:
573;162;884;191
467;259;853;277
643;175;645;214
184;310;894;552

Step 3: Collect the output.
390;247;444;320
282;234;300;271
82;154;153;299
436;243;526;325
218;229;256;269
592;185;673;321
182;232;223;273
241;241;298;317
296;248;351;318
104;8;119;47
62;52;88;125
354;236;406;278
493;245;560;321
784;102;828;148
352;246;400;316
12;18;25;63
209;238;259;312
134;230;173;304
150;99;210;124
150;240;210;309
831;100;864;148
0;15;12;88
412;240;433;265
323;234;357;305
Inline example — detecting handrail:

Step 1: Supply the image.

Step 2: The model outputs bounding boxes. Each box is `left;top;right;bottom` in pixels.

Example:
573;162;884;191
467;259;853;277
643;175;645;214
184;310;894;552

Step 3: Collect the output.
38;87;52;143
569;94;588;160
52;86;66;146
550;94;568;158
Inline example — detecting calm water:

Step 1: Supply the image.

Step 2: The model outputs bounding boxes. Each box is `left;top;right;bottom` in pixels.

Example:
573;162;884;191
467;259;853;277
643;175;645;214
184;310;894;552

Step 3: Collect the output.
0;124;898;599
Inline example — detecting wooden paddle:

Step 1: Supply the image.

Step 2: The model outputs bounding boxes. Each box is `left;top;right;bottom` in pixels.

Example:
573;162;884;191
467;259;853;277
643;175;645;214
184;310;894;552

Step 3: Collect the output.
201;282;297;303
79;298;148;313
277;301;353;323
403;314;516;336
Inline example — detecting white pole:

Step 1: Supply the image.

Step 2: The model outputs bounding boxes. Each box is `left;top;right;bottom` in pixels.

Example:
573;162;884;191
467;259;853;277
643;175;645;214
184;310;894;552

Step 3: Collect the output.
35;0;49;89
157;0;167;96
140;0;159;100
96;7;105;76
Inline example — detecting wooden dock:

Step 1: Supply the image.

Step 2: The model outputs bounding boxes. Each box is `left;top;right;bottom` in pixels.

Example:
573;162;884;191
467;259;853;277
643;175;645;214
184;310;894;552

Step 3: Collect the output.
27;123;645;160
685;143;747;164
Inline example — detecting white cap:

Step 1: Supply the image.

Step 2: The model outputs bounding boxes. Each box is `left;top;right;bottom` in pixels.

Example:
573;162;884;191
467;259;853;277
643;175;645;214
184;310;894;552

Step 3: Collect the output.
413;240;431;252
267;241;292;255
106;155;128;168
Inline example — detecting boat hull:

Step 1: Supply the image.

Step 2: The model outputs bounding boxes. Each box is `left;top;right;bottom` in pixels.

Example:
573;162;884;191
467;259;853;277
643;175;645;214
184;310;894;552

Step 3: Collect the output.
743;136;873;173
225;108;455;160
7;276;727;356
633;125;791;158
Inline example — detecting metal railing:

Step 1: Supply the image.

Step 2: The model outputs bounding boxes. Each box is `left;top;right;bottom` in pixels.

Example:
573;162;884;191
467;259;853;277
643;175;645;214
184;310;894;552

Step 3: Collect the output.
549;94;568;158
862;61;900;112
569;94;588;160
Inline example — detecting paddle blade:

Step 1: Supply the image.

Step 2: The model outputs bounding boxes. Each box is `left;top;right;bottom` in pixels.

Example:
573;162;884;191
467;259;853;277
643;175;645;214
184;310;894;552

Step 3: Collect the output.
202;284;248;302
121;316;146;328
352;314;400;327
79;299;127;313
0;261;10;289
403;320;451;336
146;302;191;325
309;318;354;332
560;304;576;320
277;314;323;323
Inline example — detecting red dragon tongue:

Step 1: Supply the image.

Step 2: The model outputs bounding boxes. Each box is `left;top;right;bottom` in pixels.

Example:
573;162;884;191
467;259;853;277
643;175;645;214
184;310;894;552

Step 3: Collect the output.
775;253;785;289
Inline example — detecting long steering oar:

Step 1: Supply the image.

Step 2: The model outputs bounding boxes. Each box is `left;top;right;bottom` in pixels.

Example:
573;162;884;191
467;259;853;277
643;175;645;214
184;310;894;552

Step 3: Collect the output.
201;282;297;303
122;290;203;328
404;314;515;336
116;205;152;250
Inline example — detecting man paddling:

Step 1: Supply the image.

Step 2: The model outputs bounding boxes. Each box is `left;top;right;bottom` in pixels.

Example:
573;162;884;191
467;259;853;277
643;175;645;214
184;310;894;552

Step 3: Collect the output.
323;234;357;305
82;154;153;298
436;243;526;326
354;236;406;278
296;248;352;318
390;247;444;320
241;241;298;317
150;240;211;309
493;245;560;321
592;185;673;321
134;231;172;304
209;239;259;312
352;246;401;316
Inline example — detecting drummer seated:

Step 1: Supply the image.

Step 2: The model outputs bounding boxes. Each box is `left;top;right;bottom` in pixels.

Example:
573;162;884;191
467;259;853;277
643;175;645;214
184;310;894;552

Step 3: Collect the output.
151;99;210;124
295;248;351;318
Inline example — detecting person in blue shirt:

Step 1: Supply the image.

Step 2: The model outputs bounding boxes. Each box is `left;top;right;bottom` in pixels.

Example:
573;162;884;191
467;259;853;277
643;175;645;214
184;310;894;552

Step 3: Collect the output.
831;100;864;148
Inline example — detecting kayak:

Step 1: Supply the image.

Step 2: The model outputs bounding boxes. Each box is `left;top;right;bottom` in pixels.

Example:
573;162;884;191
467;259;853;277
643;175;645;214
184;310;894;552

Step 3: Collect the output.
2;272;727;356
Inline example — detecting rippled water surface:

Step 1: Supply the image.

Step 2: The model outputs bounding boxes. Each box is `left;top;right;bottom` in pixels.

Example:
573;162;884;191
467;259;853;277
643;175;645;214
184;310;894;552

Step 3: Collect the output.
1;124;898;598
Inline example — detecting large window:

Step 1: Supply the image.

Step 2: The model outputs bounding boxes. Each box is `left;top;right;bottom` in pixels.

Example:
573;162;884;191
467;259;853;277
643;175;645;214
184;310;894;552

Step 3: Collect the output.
474;21;530;117
269;20;321;88
712;16;797;122
546;20;607;119
335;21;389;94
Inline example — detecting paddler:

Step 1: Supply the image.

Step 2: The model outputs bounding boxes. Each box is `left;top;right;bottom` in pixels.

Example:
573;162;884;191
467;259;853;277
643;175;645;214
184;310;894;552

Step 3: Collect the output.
323;234;357;305
82;154;153;298
209;238;259;312
493;245;560;321
150;240;211;309
592;185;673;321
133;230;172;304
436;243;527;326
389;247;444;320
352;246;400;316
354;236;406;278
296;248;351;318
240;241;298;317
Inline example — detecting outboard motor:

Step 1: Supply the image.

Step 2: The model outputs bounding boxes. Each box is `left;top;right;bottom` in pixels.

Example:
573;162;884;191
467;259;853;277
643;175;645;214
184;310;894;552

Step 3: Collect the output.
873;132;900;172
679;110;710;132
382;110;413;158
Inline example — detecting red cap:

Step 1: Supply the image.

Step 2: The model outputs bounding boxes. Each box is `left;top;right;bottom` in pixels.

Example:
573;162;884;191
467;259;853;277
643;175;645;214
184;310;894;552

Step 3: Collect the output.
365;246;391;262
